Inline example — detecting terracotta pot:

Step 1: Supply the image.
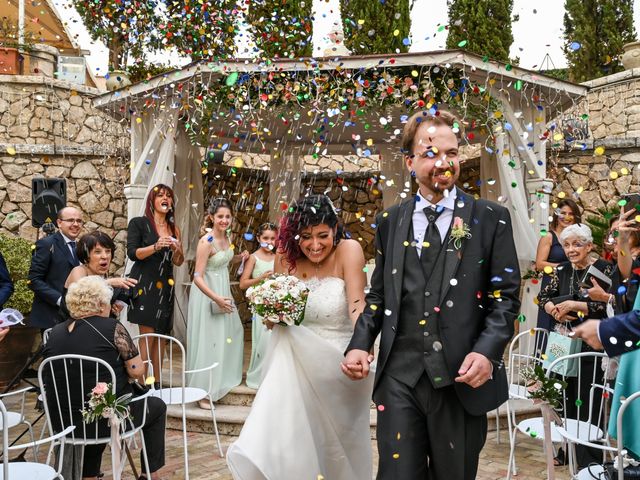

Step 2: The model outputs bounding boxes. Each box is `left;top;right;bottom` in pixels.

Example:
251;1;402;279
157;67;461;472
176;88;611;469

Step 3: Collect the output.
0;323;39;390
0;47;21;75
622;41;640;70
105;70;132;91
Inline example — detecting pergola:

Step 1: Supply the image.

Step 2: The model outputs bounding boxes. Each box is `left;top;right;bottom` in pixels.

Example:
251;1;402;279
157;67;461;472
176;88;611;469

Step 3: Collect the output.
94;49;587;335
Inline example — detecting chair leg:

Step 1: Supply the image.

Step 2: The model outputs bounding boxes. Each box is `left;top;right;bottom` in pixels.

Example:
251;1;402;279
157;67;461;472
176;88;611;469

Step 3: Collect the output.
507;423;520;479
137;431;152;479
182;402;189;480
495;407;501;444
506;400;518;477
23;420;38;461
209;398;224;458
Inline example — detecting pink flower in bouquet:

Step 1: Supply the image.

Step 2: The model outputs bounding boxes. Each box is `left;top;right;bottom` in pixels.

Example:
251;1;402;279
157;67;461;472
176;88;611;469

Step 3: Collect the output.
92;382;109;396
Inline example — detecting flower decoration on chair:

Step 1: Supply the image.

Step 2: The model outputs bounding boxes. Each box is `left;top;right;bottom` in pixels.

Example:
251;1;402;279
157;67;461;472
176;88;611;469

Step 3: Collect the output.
246;274;309;326
521;365;568;409
448;216;472;250
81;382;132;425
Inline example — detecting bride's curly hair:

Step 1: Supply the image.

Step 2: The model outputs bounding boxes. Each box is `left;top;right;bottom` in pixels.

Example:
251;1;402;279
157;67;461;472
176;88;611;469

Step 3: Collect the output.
277;194;346;272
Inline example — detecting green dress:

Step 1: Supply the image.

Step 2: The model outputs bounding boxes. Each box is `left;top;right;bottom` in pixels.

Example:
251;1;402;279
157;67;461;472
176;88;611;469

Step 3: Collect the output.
245;255;274;389
186;247;243;401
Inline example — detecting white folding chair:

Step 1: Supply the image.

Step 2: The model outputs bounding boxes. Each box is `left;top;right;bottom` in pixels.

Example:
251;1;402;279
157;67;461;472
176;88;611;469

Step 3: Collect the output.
547;352;613;479
1;398;75;480
134;333;223;479
38;354;152;480
0;386;37;459
506;327;550;478
614;390;640;480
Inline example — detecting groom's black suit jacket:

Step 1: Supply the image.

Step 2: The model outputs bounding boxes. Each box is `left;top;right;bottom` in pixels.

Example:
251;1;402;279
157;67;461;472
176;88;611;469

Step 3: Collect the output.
347;192;521;416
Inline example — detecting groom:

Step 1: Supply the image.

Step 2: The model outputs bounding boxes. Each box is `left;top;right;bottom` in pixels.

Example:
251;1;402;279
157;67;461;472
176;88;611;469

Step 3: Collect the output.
342;110;521;479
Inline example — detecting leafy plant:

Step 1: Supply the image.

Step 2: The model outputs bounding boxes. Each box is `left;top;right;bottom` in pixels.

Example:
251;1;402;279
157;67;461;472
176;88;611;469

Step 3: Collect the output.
521;364;568;409
71;0;161;71
0;233;34;314
340;0;411;55
446;0;515;62
0;16;36;49
564;0;636;82
584;206;619;254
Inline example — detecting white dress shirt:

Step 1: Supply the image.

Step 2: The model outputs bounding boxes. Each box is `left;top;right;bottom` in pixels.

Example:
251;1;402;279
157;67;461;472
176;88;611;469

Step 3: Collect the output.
412;186;457;256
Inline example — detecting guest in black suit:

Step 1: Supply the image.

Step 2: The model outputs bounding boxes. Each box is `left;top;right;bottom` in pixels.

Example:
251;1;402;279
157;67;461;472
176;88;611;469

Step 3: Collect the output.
342;110;521;479
0;251;13;308
28;207;82;329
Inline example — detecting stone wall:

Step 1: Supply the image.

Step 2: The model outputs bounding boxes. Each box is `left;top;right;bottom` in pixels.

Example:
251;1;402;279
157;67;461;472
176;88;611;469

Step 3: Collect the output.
0;75;130;272
547;70;640;218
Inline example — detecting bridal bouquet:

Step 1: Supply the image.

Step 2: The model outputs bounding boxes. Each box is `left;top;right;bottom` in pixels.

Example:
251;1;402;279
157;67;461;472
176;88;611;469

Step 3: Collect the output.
81;382;132;425
246;274;309;326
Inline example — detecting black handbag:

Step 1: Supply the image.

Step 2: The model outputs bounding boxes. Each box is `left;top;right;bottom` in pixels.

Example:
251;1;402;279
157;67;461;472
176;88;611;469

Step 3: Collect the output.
604;461;640;479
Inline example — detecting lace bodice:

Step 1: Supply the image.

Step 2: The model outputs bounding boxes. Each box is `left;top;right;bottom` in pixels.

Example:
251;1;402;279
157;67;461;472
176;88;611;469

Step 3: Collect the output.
303;277;353;351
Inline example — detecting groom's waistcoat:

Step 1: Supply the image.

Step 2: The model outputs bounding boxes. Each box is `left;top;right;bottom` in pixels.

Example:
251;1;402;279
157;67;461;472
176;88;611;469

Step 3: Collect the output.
384;225;453;389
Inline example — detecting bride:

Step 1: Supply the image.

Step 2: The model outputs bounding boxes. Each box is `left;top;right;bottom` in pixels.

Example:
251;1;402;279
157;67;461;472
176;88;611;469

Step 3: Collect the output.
226;194;374;480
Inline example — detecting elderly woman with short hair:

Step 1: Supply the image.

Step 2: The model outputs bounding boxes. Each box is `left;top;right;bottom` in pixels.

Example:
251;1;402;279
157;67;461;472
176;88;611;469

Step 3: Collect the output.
539;223;614;325
43;275;166;480
537;223;614;467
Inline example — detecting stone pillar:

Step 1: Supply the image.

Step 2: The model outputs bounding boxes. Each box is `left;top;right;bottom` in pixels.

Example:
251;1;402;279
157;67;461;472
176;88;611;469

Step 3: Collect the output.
379;144;410;210
124;184;148;221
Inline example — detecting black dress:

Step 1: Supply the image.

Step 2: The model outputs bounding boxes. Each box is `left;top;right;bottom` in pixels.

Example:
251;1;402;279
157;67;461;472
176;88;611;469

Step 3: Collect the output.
42;316;166;477
536;231;569;332
127;216;175;334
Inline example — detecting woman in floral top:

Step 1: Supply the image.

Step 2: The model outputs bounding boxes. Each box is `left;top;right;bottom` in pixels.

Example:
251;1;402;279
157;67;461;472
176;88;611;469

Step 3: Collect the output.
537;223;614;468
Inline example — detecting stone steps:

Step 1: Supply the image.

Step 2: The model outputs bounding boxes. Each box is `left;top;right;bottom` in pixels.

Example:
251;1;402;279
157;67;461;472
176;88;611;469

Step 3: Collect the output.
166;385;541;439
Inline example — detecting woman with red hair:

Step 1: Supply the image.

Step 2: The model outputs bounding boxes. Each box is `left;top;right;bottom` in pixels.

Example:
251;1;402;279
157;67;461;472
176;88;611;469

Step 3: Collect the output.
127;184;184;384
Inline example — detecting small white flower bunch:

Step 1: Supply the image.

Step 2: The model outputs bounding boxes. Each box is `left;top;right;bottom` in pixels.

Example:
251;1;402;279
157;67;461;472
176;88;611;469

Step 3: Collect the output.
246;274;309;326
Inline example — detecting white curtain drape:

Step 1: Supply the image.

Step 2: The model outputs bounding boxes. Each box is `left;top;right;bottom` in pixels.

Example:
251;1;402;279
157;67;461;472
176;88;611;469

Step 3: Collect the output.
124;110;203;342
495;132;541;348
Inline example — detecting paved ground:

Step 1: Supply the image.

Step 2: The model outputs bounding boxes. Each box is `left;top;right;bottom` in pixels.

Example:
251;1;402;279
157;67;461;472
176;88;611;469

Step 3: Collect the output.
3;390;570;480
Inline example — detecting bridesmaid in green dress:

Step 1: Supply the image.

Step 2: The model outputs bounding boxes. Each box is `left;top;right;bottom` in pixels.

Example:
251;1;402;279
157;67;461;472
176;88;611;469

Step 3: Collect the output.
186;198;249;408
239;223;277;389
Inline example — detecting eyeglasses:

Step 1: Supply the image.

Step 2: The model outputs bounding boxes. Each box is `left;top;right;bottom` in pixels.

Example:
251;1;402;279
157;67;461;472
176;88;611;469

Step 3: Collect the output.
59;219;84;225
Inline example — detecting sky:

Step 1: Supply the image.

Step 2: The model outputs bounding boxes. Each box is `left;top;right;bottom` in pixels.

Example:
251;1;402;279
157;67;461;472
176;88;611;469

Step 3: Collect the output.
52;0;640;76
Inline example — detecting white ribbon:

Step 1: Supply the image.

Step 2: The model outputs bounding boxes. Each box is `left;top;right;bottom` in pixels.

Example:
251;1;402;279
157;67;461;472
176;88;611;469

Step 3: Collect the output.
109;416;123;480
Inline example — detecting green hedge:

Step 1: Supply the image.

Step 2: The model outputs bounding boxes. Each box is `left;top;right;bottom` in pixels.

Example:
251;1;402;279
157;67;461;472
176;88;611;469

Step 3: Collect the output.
0;233;34;314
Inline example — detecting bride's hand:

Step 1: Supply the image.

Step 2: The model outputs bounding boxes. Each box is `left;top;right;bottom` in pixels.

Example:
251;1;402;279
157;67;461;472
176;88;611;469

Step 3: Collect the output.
263;319;276;330
341;349;371;380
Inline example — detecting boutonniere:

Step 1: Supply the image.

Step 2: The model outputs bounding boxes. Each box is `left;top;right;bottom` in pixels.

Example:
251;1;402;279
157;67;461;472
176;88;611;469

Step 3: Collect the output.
449;216;472;249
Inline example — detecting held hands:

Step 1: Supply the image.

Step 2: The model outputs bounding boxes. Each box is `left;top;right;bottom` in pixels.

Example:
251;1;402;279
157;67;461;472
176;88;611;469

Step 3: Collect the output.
341;349;375;380
552;301;578;322
454;352;492;388
572;320;604;350
0;327;8;342
238;250;250;262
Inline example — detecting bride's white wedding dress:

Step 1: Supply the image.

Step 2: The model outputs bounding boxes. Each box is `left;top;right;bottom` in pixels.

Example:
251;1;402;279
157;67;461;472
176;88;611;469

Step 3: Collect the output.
226;277;374;480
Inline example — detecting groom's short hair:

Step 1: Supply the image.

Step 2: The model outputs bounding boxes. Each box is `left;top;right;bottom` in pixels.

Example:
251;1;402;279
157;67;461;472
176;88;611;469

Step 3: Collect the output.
401;109;462;155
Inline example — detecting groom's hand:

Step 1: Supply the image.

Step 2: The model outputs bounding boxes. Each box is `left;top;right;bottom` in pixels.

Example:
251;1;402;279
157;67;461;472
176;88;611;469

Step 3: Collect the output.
341;349;371;380
455;352;492;388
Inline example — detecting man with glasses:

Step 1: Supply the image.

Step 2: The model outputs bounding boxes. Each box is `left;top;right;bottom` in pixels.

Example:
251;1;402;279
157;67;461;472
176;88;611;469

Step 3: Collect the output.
28;207;83;329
